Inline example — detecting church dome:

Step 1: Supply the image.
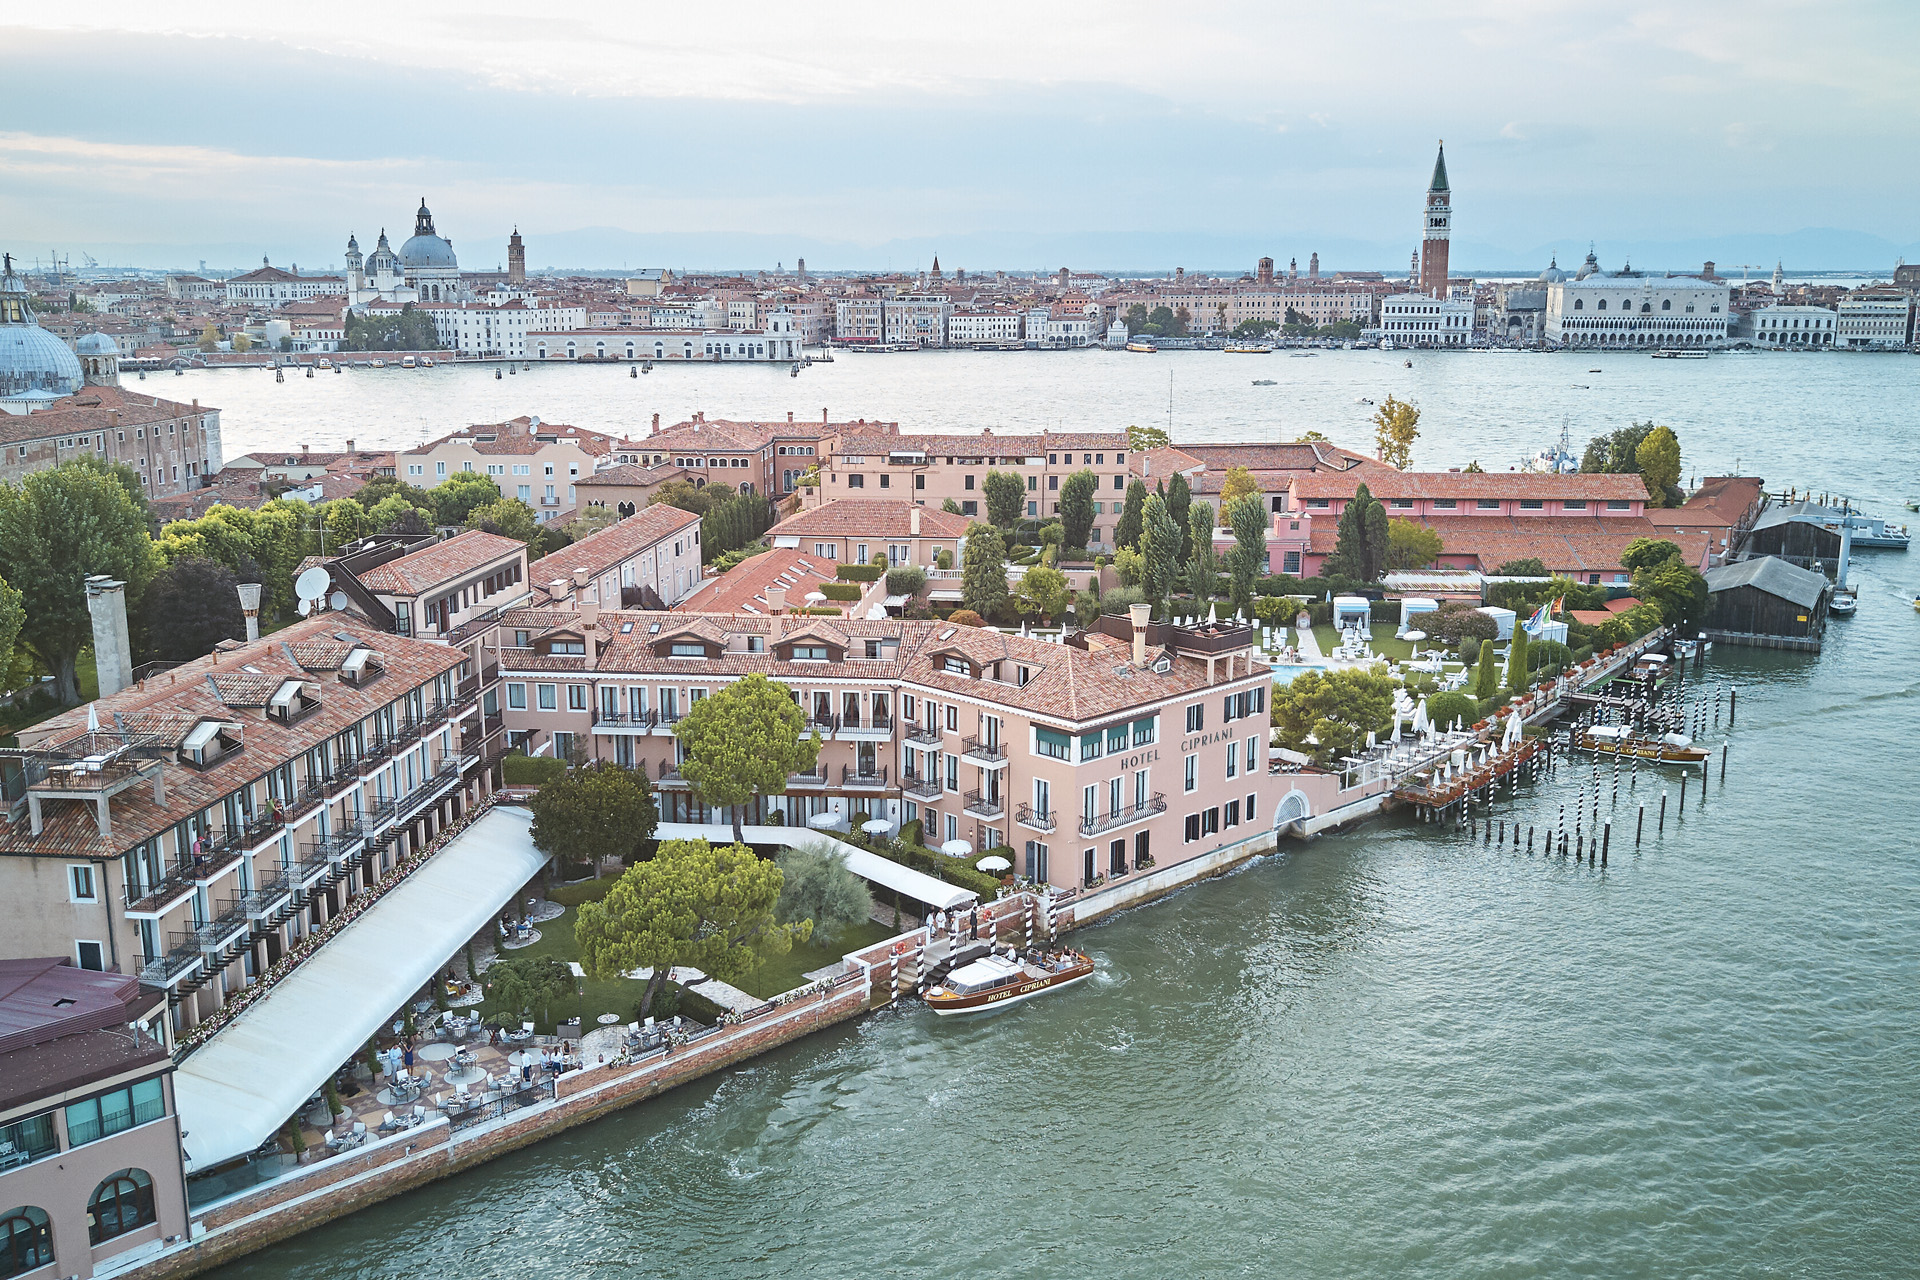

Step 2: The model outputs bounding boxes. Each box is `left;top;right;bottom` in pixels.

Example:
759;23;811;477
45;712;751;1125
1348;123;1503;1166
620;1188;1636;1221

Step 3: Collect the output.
1537;256;1567;283
74;331;120;356
399;198;458;270
0;258;84;399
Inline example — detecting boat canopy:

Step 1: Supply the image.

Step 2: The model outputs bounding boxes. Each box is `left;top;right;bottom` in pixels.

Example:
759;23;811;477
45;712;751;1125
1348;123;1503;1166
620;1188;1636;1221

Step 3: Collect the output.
1586;725;1630;740
943;954;1022;995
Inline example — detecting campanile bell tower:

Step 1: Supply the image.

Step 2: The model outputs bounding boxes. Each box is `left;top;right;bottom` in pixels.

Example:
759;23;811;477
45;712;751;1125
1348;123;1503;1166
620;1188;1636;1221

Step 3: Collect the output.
1419;141;1451;299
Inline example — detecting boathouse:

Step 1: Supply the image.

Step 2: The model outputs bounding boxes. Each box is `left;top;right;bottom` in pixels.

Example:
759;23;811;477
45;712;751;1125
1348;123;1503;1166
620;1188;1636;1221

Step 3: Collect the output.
1701;555;1828;650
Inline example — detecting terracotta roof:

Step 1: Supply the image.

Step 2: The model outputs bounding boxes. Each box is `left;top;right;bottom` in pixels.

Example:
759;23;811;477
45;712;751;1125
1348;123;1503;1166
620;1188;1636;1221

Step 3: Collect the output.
498;608;1268;726
574;461;685;488
0;386;210;445
356;530;527;595
1673;476;1766;529
403;416;638;458
1159;441;1375;474
1289;470;1650;502
526;506;701;599
1311;516;1709;576
833;429;1128;456
672;549;840;615
643;418;840;452
0;616;464;860
771;499;970;541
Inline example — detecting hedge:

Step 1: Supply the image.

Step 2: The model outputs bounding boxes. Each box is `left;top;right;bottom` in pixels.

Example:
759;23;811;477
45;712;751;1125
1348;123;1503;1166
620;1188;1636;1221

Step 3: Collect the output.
820;582;863;601
835;563;885;582
502;754;567;786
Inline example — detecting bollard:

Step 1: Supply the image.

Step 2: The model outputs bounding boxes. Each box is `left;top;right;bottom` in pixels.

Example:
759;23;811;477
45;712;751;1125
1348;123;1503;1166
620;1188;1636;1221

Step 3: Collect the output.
1730;687;1737;726
1659;790;1667;832
1602;821;1610;864
1636;803;1644;847
1721;742;1728;782
1679;773;1686;816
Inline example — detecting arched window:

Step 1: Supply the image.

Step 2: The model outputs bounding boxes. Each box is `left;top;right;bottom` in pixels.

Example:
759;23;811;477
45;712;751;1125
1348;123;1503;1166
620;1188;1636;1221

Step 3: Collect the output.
1641;302;1652;313
1661;299;1672;310
88;1169;155;1245
1596;299;1606;311
1572;298;1583;311
1;1207;53;1278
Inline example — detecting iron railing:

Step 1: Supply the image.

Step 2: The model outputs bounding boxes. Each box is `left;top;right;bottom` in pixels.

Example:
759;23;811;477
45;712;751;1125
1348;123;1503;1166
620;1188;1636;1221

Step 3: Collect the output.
1077;793;1166;837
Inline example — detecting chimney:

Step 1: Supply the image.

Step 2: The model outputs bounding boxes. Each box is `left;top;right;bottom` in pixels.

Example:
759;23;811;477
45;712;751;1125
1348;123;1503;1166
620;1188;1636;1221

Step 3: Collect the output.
766;586;787;614
85;576;135;697
572;566;590;589
346;438;355;454
651;413;660;433
110;409;119;426
550;578;571;606
1129;602;1152;667
910;506;921;535
301;443;310;461
236;582;262;641
822;408;829;424
580;598;599;631
787;411;794;423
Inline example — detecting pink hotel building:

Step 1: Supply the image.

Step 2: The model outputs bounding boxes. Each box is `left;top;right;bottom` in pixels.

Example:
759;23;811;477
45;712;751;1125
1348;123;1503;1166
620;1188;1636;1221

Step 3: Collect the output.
495;604;1293;890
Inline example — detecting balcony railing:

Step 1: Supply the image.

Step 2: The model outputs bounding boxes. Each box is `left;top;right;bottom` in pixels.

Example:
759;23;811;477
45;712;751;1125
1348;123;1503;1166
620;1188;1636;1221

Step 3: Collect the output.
139;934;203;986
840;765;890;790
786;770;829;789
905;724;942;747
125;865;197;914
900;769;942;800
292;849;331;886
1078;793;1166;837
192;897;252;951
961;735;1007;765
962;789;1004;818
840;713;894;734
1015;803;1056;832
805;714;839;737
241;866;293;917
594;708;659;729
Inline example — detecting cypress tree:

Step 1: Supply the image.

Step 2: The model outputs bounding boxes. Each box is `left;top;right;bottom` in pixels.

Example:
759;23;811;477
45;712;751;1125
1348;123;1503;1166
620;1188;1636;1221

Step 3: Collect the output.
1506;625;1530;694
1473;635;1500;700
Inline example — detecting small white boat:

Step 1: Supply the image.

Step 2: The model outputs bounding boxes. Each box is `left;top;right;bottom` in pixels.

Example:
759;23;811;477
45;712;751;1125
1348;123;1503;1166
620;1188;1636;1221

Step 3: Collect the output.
370;358;386;368
401;355;417;369
1830;586;1857;615
316;358;332;370
419;355;434;368
923;949;1093;1016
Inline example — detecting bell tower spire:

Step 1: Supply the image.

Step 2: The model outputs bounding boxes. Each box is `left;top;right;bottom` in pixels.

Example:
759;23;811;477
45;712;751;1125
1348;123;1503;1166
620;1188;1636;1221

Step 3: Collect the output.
1418;140;1452;299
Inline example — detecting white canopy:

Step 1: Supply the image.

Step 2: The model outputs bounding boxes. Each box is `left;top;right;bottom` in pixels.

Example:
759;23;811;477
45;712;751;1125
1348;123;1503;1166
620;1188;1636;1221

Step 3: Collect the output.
174;806;550;1173
653;823;978;911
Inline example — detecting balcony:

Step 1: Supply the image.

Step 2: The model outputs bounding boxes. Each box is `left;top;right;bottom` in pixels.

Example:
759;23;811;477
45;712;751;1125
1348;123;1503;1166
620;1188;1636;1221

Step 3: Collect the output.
786;770;829;790
905;723;942;747
962;789;1004;819
901;769;942;800
961;735;1008;769
139;934;203;987
654;765;690;790
1078;793;1166;837
241;866;293;918
292;849;331;887
840;764;890;790
804;714;839;740
1015;803;1057;833
654;709;686;734
839;714;894;741
124;866;197;917
593;708;658;734
193;894;253;950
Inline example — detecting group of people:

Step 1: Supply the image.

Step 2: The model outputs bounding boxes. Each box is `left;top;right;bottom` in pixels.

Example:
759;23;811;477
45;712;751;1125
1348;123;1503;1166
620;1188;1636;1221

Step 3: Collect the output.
927;905;985;945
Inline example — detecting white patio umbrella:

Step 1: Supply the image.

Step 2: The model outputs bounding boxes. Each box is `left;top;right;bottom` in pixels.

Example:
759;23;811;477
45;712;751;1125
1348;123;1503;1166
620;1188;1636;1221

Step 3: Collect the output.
804;591;827;604
1503;710;1525;749
940;838;973;857
976;855;1012;872
86;702;100;733
861;818;893;835
1410;697;1431;737
807;811;843;830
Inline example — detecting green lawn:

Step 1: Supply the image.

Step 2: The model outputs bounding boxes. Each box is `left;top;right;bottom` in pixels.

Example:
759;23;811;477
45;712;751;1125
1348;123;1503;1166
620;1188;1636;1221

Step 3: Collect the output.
477;877;654;1034
1312;622;1415;663
735;919;898;1000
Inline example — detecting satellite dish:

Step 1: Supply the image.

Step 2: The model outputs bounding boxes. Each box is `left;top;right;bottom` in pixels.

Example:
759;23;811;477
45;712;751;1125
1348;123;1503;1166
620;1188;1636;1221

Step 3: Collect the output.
297;598;312;616
329;591;349;611
294;566;331;603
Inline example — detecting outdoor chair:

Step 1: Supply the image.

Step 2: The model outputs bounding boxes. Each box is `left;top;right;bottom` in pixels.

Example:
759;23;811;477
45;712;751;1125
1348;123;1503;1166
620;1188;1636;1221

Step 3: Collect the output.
352;1121;367;1137
413;1104;428;1123
381;1110;396;1131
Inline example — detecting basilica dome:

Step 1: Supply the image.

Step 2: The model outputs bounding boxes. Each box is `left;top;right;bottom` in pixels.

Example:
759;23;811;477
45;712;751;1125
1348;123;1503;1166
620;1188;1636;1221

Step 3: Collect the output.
399;198;458;270
0;256;84;399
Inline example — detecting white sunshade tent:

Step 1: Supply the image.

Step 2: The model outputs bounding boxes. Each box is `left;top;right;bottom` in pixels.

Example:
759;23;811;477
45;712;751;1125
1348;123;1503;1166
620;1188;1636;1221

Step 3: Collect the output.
173;806;550;1173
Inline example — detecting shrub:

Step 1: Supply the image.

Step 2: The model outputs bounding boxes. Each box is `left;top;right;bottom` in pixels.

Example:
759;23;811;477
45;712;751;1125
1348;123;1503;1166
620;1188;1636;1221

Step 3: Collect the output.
1573;646;1594;664
796;606;842;616
1424;691;1477;731
935;549;953;569
949;609;985;627
1427;601;1498;646
820;582;862;601
1099;585;1146;613
502;754;567;787
899;818;923;848
1369;599;1399;623
1459;637;1481;664
835;563;884;582
1529;639;1573;674
885;566;927;596
871;553;889;569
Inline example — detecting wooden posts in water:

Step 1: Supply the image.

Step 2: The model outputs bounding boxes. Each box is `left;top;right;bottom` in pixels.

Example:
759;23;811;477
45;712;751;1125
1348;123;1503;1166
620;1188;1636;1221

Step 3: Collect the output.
1729;687;1737;726
1721;742;1728;783
1659;790;1668;832
1602;820;1610;865
1636;803;1645;847
1678;774;1686;817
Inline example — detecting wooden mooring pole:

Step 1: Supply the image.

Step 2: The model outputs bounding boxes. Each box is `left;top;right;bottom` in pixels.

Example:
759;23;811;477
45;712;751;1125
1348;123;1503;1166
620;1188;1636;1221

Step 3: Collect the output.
1636;802;1645;847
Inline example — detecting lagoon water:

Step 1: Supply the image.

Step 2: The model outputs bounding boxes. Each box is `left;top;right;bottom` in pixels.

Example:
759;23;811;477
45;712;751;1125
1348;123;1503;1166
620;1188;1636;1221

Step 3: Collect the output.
195;351;1920;1278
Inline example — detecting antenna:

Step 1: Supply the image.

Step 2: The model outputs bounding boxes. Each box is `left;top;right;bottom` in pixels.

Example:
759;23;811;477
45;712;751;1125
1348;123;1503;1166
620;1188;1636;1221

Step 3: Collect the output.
294;566;331;616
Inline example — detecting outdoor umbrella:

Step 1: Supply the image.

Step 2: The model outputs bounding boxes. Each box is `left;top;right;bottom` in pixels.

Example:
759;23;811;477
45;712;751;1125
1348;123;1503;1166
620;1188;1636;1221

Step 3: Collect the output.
861;818;893;834
940;838;973;857
807;811;843;830
976;855;1012;872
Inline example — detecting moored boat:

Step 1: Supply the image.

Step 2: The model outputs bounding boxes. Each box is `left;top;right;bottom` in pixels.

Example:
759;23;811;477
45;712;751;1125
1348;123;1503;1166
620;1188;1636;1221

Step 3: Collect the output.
1830;586;1857;615
1223;343;1272;354
1573;724;1708;763
1125;339;1158;353
924;948;1094;1016
401;355;417;369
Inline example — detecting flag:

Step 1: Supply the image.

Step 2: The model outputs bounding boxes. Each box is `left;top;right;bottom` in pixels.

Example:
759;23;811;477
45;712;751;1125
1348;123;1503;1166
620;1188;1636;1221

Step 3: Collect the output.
1523;601;1550;634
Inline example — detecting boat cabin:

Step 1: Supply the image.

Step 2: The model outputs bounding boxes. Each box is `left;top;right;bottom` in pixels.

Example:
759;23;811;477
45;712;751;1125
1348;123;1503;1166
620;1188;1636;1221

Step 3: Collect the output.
940;954;1025;996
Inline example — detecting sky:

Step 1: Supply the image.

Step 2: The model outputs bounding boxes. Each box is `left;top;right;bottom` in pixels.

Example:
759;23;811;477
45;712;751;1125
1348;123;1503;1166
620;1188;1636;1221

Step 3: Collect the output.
5;1;1918;274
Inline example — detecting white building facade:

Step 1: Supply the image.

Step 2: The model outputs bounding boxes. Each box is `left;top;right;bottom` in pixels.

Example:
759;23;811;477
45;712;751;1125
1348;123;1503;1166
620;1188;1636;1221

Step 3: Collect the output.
1379;293;1475;347
1545;275;1731;349
1834;295;1913;350
1736;304;1836;348
424;301;586;357
948;310;1023;345
884;295;953;346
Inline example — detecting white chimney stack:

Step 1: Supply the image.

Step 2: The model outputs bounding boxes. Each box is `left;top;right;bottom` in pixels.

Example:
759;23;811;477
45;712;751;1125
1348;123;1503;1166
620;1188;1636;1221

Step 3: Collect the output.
1129;602;1152;667
236;582;263;642
86;576;134;696
910;506;921;535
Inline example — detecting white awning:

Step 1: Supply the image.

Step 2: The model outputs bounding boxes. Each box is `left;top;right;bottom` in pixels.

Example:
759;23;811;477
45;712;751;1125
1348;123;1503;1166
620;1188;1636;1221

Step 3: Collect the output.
174;806;550;1173
655;822;978;911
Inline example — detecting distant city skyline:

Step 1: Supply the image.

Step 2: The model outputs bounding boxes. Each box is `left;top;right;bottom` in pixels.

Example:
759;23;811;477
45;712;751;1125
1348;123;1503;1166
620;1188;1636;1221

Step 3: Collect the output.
6;3;1919;272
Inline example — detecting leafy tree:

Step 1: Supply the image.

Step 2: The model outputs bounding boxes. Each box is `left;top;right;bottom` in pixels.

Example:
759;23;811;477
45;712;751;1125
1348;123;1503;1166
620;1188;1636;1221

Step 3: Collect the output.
1323;483;1388;583
1295;430;1330;443
430;472;502;526
1230;319;1279;339
1581;421;1658;475
484;956;575;1028
1506;625;1530;694
366;493;432;534
1110;545;1144;587
1495;557;1547;576
1224;493;1268;616
1424;601;1499;646
231;332;251;353
315;498;367;549
1126;424;1171;452
1634;425;1682;507
1057;469;1098;549
941;496;963;515
1114;478;1147;552
1270;667;1398;764
1620;537;1683;572
1461;459;1486;474
650;480;734;517
948;609;985;627
885;566;926;597
1013;564;1072;623
575;839;809;1018
1141;495;1182;604
1371;395;1421;470
1424;691;1478;733
774;847;872;947
528;761;660;877
0;575;23;685
960;522;1010;620
197;321;220;351
143;558;248;662
1632;558;1709;631
341;305;444;351
67;455;148;514
0;463;159;704
982;470;1024;527
1186;502;1217;584
1386;518;1444;571
673;673;819;843
1165;472;1193;560
466;498;540;544
1472;637;1500;699
1218;466;1260;518
354;474;435;512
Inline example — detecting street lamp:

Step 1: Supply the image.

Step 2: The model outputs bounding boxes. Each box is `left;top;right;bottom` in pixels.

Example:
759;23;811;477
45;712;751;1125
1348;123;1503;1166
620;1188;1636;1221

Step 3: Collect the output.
236;582;263;642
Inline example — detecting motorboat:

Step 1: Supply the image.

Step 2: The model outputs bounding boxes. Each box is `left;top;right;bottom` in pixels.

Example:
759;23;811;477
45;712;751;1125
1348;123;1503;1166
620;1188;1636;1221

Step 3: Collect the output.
1651;349;1709;359
419;355;434;368
1573;724;1708;763
1830;585;1857;615
1252;379;1276;386
1617;651;1674;689
401;355;417;369
370;358;386;368
316;358;332;370
1125;339;1158;353
923;948;1094;1016
1223;343;1272;354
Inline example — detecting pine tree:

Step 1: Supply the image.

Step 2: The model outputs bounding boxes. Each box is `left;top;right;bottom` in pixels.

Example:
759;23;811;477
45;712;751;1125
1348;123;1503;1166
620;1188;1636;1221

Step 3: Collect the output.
1506;625;1530;694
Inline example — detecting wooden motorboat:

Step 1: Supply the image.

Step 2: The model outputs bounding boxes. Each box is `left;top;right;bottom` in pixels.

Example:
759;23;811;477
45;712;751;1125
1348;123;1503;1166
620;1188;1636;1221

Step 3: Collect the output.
924;948;1093;1016
1574;724;1708;763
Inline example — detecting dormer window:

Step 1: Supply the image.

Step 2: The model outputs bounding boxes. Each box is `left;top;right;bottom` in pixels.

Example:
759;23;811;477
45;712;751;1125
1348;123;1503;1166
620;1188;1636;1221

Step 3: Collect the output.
339;647;385;687
549;640;585;655
942;656;970;676
267;680;321;726
791;645;828;661
181;719;244;768
670;642;708;657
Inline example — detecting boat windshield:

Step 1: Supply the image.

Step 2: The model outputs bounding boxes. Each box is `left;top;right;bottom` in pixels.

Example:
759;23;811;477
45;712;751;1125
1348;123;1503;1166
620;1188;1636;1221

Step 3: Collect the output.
942;956;1022;996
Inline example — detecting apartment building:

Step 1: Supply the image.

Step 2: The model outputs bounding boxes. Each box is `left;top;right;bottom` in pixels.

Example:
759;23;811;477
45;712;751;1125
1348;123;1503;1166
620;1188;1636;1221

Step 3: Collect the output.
1379;294;1476;347
834;298;885;343
883;295;952;346
530;309;806;364
420;299;586;357
572;460;689;515
806;429;1134;543
769;499;970;568
0;616;489;1040
400;416;638;522
627;412;870;498
948;310;1023;345
0;386;223;497
1834;293;1913;349
0;959;189;1280
321;530;531;647
495;606;1280;891
525;504;705;610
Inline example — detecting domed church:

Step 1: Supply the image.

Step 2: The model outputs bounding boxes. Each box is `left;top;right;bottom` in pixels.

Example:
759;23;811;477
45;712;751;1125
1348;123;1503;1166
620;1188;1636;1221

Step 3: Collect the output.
398;198;467;302
0;253;85;411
